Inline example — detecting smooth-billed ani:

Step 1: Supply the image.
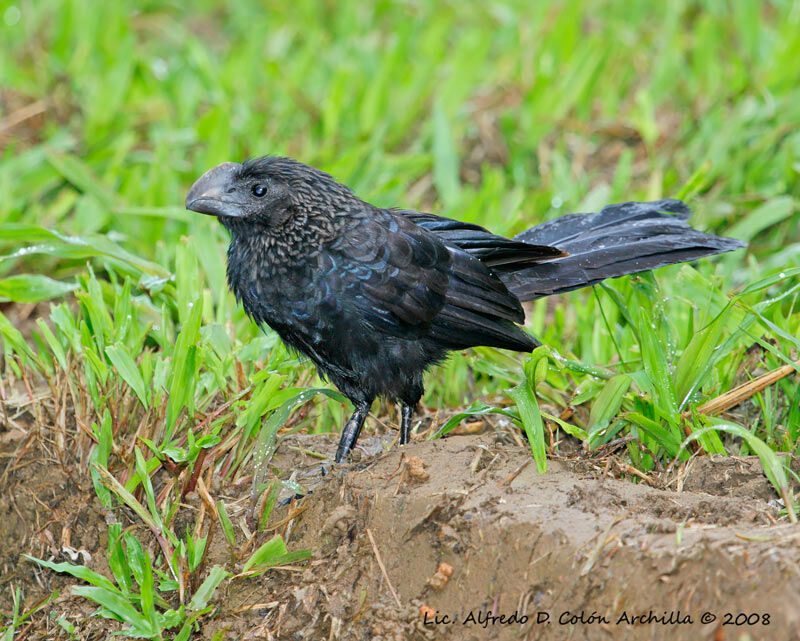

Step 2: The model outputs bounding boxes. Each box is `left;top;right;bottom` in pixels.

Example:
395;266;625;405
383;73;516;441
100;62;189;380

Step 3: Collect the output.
186;156;745;462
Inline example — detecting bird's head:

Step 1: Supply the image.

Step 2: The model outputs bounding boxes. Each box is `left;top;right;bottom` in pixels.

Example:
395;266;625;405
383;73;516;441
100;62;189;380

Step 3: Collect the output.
185;156;356;231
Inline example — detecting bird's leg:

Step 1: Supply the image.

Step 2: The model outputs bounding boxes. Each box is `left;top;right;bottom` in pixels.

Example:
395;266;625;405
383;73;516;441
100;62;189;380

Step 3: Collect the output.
400;402;415;445
399;380;423;447
335;400;371;463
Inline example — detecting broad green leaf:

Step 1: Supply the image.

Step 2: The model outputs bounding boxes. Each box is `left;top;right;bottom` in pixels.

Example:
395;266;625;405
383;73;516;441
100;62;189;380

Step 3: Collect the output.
429;400;518;440
216;500;236;547
542;412;588;441
241;534;288;572
106;523;132;595
0;310;40;371
250;387;346;490
35;318;67;370
674;311;727;409
106;342;149;407
46;151;119;209
89;410;114;509
626;413;685;459
508;382;547;473
239;550;312;576
237;373;286;434
0;226;169;278
71;586;155;635
134;448;161;533
123;533;157;629
165;298;203;438
727;196;795;241
587;374;631;430
0;274;77;303
188;566;230;611
258;479;282;531
90;463;161;532
24;556;118;592
638;306;678;418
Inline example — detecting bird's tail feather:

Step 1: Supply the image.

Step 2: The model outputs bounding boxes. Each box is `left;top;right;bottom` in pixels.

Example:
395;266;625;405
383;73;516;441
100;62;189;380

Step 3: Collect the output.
500;199;745;301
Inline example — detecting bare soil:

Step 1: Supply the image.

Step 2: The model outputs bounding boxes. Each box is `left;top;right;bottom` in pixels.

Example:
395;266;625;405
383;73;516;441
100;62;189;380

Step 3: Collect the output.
2;424;799;641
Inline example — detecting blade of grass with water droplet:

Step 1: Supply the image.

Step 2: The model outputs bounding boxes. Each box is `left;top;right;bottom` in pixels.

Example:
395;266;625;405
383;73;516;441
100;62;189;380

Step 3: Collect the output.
0;274;77;303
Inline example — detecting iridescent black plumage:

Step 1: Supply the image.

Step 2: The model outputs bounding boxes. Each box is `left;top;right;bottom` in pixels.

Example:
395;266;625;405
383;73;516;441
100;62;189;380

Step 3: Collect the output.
186;156;745;461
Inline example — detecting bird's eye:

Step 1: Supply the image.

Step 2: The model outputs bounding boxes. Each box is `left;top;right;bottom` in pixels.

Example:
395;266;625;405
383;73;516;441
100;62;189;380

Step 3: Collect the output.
252;184;267;197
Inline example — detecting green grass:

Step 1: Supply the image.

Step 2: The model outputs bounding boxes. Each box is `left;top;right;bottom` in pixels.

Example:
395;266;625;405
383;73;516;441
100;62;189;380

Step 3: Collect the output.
2;0;800;636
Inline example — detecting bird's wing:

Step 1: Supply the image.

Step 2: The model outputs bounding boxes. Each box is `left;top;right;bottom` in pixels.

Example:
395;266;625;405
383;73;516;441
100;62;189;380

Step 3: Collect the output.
428;247;539;352
322;210;451;338
396;209;565;267
325;210;537;351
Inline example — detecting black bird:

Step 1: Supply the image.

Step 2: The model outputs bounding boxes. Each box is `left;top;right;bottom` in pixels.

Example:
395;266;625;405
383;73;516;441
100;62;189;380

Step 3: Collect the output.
186;157;745;462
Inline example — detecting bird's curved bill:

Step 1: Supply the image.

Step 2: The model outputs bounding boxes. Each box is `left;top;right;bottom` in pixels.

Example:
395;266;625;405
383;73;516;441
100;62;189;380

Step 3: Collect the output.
185;162;244;217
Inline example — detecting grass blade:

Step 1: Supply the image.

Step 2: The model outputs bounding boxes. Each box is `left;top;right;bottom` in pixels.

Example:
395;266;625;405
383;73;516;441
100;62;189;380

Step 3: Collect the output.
508;382;547;473
0;274;77;303
106;342;149;407
680;422;797;522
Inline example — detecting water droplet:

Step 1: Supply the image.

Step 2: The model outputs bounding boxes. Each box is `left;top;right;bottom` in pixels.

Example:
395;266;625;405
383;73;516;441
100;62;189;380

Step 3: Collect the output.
4;5;21;26
151;57;168;80
551;195;564;209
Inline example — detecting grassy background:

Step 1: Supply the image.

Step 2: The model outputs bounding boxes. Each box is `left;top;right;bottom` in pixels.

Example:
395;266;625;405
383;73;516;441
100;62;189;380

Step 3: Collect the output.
1;0;800;634
3;0;800;467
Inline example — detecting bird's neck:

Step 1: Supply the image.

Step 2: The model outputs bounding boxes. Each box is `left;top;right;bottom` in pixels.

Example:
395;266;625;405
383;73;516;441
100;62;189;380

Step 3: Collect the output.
225;207;335;261
223;216;331;313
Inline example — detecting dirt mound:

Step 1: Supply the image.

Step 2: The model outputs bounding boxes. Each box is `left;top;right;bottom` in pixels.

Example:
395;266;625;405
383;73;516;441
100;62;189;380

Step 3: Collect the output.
267;434;798;640
2;429;798;640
